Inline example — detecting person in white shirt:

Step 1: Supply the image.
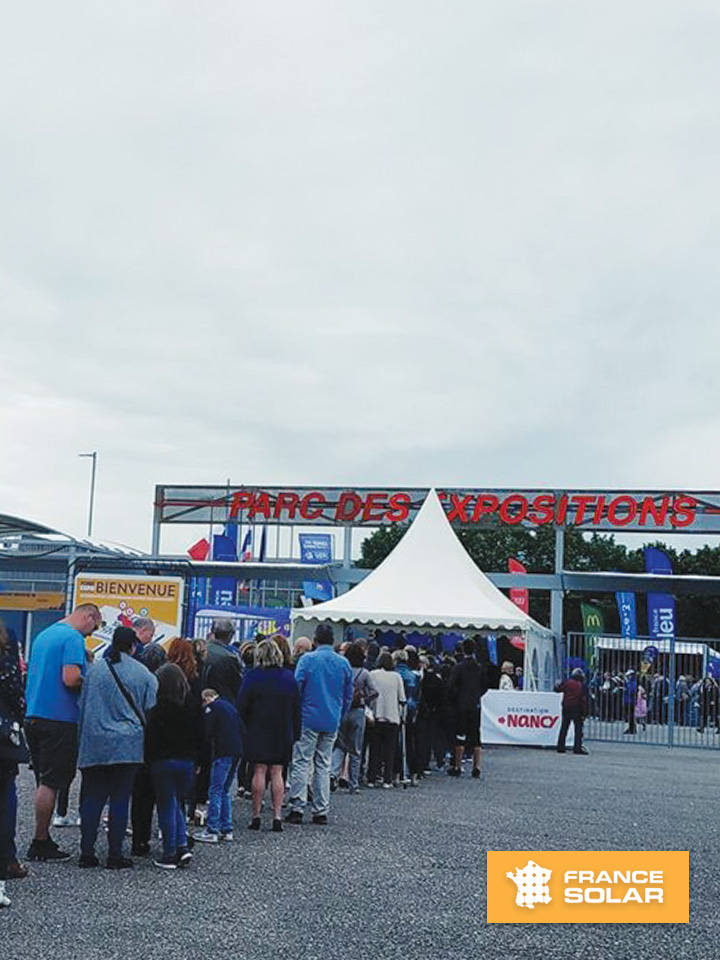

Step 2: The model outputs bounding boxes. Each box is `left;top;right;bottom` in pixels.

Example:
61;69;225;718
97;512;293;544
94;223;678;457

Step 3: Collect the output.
367;652;406;788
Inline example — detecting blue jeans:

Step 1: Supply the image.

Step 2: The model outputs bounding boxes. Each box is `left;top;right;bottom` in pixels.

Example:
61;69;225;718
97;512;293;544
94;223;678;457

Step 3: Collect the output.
80;764;139;859
288;728;336;817
331;708;366;790
207;756;239;834
0;766;18;878
152;759;194;857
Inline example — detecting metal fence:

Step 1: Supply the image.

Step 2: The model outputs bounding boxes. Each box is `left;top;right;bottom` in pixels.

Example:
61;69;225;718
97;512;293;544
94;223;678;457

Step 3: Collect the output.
563;632;720;749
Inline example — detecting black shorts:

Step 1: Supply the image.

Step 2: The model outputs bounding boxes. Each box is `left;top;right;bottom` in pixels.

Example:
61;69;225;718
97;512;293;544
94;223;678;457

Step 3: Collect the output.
25;718;78;790
454;709;481;749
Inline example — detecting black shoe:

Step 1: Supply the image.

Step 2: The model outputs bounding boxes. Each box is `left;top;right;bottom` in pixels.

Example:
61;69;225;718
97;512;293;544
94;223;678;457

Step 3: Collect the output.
78;854;100;868
330;776;338;793
176;847;193;867
338;778;349;790
131;843;150;857
272;819;283;833
573;747;589;755
248;817;261;831
284;810;303;825
311;814;328;826
28;839;71;862
556;747;566;753
106;856;133;870
471;767;482;779
153;855;177;870
447;768;461;778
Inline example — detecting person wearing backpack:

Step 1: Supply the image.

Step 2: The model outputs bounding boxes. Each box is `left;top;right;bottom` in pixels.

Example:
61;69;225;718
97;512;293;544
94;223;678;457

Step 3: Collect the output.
330;643;378;794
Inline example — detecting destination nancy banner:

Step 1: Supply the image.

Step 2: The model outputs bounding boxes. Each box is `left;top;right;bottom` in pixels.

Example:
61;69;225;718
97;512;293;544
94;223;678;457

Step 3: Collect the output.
74;573;185;651
481;691;563;747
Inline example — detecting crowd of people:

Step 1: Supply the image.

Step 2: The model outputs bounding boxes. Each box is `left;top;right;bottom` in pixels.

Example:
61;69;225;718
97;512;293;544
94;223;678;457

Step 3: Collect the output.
587;668;720;733
0;606;501;906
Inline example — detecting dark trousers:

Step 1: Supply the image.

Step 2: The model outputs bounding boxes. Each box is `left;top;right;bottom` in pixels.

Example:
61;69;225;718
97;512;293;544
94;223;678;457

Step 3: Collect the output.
0;766;18;878
80;764;139;859
368;721;399;784
625;703;636;733
557;708;584;753
130;762;155;848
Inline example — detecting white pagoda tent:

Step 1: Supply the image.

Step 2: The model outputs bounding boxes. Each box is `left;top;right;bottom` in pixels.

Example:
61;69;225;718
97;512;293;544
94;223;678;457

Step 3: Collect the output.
291;489;557;690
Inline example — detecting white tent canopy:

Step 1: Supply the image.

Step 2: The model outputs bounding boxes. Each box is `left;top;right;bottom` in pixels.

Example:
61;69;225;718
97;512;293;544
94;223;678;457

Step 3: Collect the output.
291;489;553;640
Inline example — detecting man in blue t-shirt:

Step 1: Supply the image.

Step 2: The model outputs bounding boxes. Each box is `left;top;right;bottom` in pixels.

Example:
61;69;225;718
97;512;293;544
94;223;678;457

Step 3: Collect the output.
25;603;102;862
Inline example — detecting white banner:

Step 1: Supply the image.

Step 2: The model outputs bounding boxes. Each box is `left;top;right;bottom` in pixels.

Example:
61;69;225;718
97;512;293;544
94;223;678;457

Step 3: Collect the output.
481;690;563;747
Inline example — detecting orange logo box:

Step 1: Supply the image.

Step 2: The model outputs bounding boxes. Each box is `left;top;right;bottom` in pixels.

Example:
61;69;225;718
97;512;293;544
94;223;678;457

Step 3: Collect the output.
487;851;689;924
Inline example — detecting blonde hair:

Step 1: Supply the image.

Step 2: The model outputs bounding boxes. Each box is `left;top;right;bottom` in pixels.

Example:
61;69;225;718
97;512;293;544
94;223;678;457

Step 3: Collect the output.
255;638;283;669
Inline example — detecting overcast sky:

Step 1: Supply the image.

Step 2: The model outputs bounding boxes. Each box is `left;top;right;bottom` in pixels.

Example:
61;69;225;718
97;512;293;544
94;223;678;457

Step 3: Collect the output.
1;1;719;553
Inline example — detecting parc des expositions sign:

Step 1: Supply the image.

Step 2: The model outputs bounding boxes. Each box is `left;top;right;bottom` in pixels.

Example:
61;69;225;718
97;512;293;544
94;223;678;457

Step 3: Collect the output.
154;486;720;533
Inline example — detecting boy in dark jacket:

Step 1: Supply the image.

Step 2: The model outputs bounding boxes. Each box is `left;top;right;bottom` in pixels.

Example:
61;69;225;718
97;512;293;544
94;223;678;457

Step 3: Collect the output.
195;689;242;842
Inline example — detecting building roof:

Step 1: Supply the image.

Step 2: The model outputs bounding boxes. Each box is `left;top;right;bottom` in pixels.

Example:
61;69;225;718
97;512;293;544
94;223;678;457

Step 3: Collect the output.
0;513;61;539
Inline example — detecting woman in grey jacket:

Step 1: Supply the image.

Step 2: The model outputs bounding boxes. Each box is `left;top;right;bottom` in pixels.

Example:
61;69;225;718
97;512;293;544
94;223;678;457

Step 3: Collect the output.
77;627;158;868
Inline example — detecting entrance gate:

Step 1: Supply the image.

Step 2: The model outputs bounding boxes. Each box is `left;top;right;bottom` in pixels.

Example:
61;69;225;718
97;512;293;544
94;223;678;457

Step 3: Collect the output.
563;632;720;749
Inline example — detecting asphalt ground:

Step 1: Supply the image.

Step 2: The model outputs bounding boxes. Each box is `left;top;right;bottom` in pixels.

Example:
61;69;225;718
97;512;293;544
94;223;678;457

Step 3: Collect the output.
2;741;715;960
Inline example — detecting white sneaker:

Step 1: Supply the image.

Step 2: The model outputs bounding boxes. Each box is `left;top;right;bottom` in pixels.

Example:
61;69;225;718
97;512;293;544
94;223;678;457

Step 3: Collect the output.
220;831;234;842
0;881;10;908
52;813;81;828
194;830;219;844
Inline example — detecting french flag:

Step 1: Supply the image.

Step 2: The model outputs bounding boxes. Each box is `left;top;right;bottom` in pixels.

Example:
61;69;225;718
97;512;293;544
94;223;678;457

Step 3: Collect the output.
241;529;253;562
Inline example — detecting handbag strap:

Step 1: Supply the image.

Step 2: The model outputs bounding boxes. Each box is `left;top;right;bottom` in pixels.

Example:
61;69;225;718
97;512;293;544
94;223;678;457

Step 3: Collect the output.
107;659;146;728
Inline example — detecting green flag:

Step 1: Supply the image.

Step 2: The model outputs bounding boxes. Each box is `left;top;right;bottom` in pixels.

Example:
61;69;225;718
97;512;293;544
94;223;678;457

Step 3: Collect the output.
581;603;605;635
581;603;604;670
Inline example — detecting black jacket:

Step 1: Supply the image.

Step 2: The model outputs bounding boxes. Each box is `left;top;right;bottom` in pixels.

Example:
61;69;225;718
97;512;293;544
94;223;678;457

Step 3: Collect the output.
145;700;199;763
203;642;243;703
446;657;488;712
204;698;242;760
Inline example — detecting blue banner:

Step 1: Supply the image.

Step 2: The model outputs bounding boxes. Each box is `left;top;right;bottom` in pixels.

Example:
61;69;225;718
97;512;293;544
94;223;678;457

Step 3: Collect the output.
212;534;237;562
486;633;498;666
302;580;333;602
209;577;237;608
299;533;333;564
615;592;637;639
645;547;676;640
186;576;207;632
193;603;291;642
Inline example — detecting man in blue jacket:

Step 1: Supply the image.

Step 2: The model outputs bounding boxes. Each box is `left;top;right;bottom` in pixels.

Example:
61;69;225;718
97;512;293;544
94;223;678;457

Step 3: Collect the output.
285;624;353;825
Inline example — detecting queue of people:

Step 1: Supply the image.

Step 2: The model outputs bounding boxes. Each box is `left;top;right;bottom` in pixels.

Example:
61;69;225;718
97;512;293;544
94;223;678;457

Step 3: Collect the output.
0;608;494;907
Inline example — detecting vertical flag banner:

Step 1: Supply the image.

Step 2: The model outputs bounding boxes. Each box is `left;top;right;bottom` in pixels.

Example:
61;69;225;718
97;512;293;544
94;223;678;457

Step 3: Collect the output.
581;603;604;670
258;527;267;562
187;576;208;629
508;558;529;614
645;547;676;639
615;592;637;638
486;633;498;666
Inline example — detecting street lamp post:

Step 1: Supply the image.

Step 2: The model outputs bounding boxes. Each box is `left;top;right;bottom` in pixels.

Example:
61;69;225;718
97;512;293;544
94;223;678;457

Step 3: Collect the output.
78;452;98;538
